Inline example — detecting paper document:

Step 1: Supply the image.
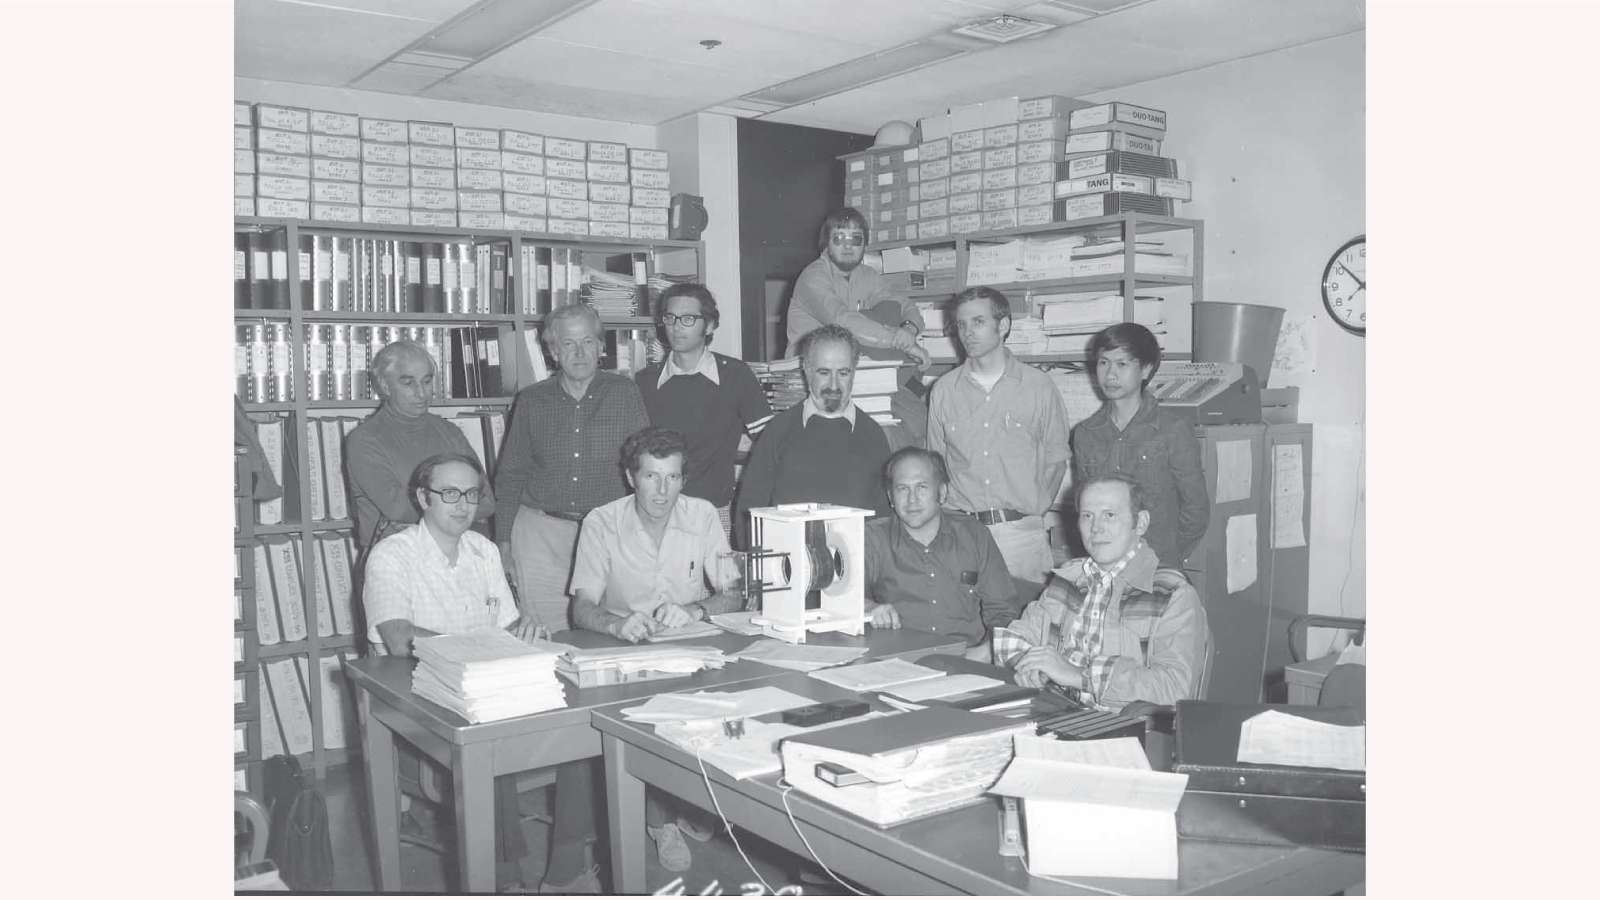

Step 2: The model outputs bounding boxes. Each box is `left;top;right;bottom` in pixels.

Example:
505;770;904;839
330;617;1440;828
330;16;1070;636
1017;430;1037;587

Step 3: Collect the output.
1225;514;1258;593
620;686;815;724
881;673;1004;702
730;639;868;671
1271;445;1307;549
645;621;722;642
1237;710;1366;772
808;658;944;693
658;712;892;780
708;611;765;636
1214;439;1252;504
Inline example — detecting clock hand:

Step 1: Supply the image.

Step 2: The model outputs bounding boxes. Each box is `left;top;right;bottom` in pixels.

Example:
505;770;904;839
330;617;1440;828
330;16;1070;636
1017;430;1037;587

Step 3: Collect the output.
1336;262;1365;290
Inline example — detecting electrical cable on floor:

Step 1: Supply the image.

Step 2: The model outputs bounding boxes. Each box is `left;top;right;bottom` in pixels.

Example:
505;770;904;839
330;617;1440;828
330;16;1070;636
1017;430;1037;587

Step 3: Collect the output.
775;780;866;896
692;744;775;895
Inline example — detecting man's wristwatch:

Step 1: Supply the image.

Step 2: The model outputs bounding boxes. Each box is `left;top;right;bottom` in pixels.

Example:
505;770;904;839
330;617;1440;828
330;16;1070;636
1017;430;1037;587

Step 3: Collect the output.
898;320;921;336
689;603;706;622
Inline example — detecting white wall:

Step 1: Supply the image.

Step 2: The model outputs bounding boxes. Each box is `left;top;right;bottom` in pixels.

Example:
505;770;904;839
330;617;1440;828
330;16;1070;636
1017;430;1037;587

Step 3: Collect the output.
1080;33;1367;644
234;78;657;147
656;112;743;357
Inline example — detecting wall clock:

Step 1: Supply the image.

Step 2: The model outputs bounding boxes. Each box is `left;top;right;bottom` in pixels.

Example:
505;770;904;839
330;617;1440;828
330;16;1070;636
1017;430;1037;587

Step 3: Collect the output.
1321;234;1365;335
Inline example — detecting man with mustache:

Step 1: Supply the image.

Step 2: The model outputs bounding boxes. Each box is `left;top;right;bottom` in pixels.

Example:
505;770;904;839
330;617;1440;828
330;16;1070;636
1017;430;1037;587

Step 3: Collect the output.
927;286;1071;584
862;447;1020;661
735;324;891;546
786;207;931;450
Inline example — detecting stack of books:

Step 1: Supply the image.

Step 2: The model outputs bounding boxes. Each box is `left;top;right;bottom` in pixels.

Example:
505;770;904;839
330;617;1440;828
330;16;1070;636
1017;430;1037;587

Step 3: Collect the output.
848;358;907;428
749;357;808;413
411;631;566;724
1036;292;1166;352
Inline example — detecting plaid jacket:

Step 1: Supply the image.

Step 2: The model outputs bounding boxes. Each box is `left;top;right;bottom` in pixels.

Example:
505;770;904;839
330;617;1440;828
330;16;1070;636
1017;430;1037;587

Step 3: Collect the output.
993;543;1207;711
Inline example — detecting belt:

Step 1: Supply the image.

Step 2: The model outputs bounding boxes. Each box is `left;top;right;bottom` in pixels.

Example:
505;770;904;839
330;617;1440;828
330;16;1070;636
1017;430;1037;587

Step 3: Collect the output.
967;508;1028;525
541;508;587;523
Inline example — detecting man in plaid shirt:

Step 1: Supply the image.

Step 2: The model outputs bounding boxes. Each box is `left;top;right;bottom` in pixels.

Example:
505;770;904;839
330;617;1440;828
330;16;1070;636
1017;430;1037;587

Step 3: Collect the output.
993;472;1209;711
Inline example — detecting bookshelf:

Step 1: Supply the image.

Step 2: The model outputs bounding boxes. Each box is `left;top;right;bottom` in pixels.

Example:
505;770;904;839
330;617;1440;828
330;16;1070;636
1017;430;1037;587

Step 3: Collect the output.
234;447;264;797
233;216;703;778
878;212;1204;367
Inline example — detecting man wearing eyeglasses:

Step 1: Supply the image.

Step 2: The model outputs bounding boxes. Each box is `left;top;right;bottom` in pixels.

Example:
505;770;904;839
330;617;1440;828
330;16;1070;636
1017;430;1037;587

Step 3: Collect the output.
636;284;772;541
787;208;932;450
361;451;544;891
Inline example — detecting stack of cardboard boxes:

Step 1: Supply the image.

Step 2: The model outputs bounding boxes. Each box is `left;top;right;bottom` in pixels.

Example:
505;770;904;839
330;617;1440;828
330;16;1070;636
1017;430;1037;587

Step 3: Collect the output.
234;101;672;239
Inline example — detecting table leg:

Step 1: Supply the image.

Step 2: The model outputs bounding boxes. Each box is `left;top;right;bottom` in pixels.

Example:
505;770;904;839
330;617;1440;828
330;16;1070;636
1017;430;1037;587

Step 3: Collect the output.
603;734;647;894
357;690;402;892
452;741;497;894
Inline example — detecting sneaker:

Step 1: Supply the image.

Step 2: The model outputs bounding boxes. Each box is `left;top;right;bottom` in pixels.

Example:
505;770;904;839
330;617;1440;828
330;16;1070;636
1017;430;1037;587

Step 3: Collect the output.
537;865;601;894
648;823;693;873
676;814;717;843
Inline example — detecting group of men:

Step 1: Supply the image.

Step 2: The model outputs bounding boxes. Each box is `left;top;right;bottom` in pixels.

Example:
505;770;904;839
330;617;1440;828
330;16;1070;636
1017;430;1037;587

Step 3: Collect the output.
341;207;1214;892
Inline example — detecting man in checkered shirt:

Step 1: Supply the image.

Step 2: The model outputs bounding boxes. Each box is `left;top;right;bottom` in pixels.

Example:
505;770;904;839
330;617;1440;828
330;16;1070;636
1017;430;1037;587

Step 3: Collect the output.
993;472;1209;712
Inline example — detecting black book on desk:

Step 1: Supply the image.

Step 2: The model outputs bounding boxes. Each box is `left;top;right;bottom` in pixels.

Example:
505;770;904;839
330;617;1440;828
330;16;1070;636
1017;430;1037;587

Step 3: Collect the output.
1174;700;1365;852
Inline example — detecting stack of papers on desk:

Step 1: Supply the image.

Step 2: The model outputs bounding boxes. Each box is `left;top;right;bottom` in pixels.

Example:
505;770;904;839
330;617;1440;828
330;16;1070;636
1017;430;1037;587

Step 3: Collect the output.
645;620;722;642
729;639;869;671
990;734;1189;880
657;712;893;780
554;644;728;687
1237;710;1366;771
707;611;765;636
411;630;565;723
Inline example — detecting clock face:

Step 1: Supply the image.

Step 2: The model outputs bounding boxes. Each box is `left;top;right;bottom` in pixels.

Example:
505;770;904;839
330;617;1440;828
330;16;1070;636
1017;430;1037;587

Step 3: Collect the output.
1322;235;1366;335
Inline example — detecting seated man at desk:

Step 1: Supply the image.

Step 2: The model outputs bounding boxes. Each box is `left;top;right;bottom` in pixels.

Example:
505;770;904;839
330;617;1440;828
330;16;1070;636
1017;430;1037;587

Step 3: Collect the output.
994;473;1209;711
569;426;744;874
863;447;1020;662
361;451;542;890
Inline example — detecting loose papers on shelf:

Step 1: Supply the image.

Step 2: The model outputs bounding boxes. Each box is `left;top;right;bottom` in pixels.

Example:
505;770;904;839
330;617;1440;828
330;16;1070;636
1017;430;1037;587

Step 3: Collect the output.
990;734;1189;880
728;639;869;672
411;630;565;723
1237;710;1366;772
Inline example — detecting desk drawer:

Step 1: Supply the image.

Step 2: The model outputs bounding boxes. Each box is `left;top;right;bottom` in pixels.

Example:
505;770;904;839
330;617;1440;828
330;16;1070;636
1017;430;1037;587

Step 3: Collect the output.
1177;790;1364;852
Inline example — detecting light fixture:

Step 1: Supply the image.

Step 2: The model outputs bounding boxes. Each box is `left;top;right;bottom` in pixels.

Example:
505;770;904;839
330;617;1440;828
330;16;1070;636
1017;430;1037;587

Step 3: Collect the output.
950;14;1057;43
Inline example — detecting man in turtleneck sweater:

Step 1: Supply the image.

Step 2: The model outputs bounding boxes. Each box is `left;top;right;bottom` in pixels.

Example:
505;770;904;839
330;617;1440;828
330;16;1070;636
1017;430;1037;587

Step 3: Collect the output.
734;324;891;547
346;340;493;551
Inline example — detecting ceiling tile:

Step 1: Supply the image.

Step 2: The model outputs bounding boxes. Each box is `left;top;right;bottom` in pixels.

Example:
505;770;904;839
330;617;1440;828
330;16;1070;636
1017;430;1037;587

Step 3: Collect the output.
235;0;443;85
617;0;1040;44
534;0;880;77
456;35;774;101
261;0;478;21
425;77;701;124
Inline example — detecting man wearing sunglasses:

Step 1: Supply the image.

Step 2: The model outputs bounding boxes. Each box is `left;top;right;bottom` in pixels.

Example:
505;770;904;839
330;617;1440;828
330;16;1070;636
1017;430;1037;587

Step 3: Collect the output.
636;284;772;540
787;208;932;450
362;451;542;657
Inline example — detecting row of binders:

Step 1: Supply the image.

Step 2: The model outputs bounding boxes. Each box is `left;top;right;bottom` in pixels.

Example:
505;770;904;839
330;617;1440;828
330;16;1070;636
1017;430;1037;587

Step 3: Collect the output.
250;654;358;758
246;410;506;528
245;533;359;644
234;324;516;404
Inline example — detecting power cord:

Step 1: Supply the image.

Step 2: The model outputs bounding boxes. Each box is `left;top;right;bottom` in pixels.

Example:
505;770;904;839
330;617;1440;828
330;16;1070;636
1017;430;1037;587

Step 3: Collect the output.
691;744;774;895
775;780;866;895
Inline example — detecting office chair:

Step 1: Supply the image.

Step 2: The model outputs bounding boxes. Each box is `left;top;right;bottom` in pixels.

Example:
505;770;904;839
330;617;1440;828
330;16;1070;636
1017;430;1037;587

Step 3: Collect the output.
236;792;270;867
1121;616;1215;772
1288;614;1366;714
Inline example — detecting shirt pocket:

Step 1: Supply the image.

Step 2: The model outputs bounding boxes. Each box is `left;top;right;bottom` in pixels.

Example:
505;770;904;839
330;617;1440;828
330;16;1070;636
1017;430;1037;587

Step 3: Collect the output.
1132;441;1172;491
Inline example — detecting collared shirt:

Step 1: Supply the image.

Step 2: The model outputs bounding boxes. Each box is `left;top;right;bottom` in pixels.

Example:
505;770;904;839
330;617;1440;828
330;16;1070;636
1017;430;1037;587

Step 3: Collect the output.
863;513;1019;647
800;396;857;429
362;520;517;653
927;349;1071;515
1071;391;1210;566
636;352;772;509
569;494;732;617
786;254;925;352
992;543;1208;711
493;371;650;542
655;348;720;388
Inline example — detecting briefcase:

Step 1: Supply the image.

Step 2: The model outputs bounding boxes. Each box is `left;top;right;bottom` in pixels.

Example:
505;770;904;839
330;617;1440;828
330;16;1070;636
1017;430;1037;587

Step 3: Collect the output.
1173;701;1365;853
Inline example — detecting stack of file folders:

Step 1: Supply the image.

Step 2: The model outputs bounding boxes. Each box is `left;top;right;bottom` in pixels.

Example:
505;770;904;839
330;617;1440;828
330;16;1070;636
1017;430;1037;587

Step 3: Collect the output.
411;630;565;723
555;644;728;689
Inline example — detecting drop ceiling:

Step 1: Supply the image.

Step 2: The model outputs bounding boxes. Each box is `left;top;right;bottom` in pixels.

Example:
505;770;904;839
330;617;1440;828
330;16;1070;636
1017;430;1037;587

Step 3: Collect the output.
236;0;1364;134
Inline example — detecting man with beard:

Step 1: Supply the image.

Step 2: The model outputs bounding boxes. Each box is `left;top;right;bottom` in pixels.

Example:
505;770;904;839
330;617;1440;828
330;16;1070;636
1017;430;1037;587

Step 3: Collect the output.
786;207;931;450
635;283;772;539
862;447;1019;661
927;286;1071;584
734;324;891;547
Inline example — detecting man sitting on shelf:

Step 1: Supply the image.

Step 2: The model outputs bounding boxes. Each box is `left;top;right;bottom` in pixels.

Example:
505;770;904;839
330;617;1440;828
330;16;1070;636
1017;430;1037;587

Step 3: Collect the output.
346;339;494;552
786;207;931;451
994;473;1209;712
635;283;772;540
735;324;892;548
569;426;745;874
864;447;1020;662
927;286;1072;585
361;451;542;891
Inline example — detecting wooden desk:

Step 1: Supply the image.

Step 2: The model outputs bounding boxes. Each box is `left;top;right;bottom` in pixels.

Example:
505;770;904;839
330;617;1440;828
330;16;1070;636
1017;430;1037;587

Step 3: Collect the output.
346;627;964;893
594;671;1366;896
